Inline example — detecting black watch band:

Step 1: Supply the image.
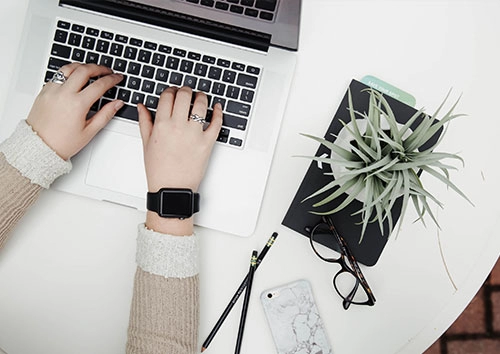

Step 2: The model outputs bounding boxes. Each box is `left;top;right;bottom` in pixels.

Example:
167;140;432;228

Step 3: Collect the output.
147;188;200;219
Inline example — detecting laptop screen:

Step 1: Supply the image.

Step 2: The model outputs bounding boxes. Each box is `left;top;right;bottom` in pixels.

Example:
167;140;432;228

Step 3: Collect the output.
59;0;301;51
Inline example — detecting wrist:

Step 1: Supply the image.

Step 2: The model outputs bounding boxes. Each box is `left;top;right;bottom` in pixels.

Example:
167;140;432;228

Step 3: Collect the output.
146;211;194;236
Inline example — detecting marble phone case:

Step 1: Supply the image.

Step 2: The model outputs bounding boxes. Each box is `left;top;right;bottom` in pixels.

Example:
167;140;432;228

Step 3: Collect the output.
260;279;333;354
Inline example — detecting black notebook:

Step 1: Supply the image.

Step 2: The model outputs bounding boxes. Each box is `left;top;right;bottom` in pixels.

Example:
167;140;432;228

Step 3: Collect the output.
282;79;440;266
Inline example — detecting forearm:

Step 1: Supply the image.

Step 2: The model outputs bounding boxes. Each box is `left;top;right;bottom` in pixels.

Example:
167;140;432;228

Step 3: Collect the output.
0;120;72;250
126;224;200;354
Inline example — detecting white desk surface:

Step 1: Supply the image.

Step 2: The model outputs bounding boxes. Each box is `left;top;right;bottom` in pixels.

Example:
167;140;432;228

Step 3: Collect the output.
1;1;499;353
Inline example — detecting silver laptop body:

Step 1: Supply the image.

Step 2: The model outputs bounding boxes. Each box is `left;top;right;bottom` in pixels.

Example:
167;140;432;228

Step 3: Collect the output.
0;0;300;236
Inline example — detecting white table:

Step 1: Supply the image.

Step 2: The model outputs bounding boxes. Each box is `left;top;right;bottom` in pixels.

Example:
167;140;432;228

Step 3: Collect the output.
1;1;499;353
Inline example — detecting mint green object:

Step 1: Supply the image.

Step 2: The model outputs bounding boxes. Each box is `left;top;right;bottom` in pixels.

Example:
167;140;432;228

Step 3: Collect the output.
361;75;416;107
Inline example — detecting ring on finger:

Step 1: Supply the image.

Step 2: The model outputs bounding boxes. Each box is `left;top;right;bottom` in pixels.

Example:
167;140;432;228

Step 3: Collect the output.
189;113;207;125
49;70;68;84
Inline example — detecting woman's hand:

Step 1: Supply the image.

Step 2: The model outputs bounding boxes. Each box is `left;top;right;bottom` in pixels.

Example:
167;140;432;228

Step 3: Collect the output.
27;63;124;160
138;86;223;235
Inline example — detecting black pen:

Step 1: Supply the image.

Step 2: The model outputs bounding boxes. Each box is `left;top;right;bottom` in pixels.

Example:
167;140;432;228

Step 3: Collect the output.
201;232;278;352
234;250;258;354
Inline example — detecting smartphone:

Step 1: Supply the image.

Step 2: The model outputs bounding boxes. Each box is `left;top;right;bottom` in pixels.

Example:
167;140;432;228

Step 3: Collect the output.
260;279;333;354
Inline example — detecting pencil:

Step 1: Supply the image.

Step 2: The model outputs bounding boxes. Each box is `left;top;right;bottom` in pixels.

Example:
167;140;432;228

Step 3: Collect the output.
201;232;278;352
234;250;258;354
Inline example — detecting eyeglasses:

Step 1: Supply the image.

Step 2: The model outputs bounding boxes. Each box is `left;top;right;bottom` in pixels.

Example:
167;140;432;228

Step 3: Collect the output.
305;216;376;310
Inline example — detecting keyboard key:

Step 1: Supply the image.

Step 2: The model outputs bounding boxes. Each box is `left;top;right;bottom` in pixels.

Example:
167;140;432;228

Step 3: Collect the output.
222;70;236;83
142;80;155;93
124;46;138;60
215;1;229;10
247;66;260;75
71;24;85;33
82;36;96;50
212;96;226;110
127;62;141;75
159;45;172;54
130;38;143;47
68;33;82;46
72;49;85;62
255;0;277;11
86;27;99;36
259;11;274;21
208;66;222;80
173;48;187;57
51;43;71;58
223;113;247;130
180;60;194;73
230;5;244;14
115;34;128;43
241;0;255;6
188;52;201;60
226;86;240;99
217;58;231;68
229;137;243;147
152;53;166;67
138;50;152;63
85;52;99;64
236;73;258;89
113;59;127;72
48;57;70;71
232;62;245;71
144;41;158;50
141;65;155;78
96;40;110;53
240;89;255;103
184;76;197;89
156;83;169;95
118;88;131;102
197;79;211;92
57;20;71;29
100;55;113;68
169;72;183;85
202;55;216;64
166;56;180;70
227;101;251;116
245;8;258;17
116;104;139;121
104;86;117;99
54;30;68;43
101;31;114;40
212;82;226;95
201;0;215;7
128;77;141;89
110;43;124;56
132;92;145;104
194;63;208;76
145;95;159;109
155;69;169;82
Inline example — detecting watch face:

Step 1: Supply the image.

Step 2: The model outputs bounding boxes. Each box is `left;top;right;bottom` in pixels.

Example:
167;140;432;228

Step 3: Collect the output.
160;189;193;218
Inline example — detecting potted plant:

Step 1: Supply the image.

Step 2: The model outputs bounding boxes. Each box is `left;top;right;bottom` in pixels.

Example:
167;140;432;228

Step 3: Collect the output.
300;85;473;243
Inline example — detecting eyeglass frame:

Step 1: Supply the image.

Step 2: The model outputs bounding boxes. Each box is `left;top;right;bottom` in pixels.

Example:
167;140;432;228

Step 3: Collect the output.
307;215;376;309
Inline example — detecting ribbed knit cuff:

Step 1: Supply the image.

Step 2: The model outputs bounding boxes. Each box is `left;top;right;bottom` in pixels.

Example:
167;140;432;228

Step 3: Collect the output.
136;223;199;279
0;120;72;188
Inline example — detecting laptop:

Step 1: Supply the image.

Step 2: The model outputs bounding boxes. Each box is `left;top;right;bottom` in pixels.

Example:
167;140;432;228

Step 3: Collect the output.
0;0;301;236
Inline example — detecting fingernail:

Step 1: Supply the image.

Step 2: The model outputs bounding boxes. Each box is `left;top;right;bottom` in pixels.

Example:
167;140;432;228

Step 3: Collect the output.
114;100;124;111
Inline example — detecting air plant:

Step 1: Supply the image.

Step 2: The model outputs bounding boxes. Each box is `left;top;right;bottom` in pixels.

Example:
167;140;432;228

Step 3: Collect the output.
301;88;473;242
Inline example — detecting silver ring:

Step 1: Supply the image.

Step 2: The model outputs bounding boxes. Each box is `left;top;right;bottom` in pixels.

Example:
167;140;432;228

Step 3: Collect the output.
189;113;207;125
50;70;67;84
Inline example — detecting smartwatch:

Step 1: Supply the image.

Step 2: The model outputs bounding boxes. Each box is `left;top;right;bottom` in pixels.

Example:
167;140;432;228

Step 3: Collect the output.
146;188;200;219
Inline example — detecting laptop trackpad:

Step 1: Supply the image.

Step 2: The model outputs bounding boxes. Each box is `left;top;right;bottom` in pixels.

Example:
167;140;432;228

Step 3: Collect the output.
85;130;147;199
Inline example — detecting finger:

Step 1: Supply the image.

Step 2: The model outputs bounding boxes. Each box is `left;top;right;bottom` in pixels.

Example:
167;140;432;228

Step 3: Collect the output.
205;102;223;140
84;99;124;138
155;86;177;121
80;72;123;104
137;103;153;148
171;86;193;121
189;91;208;128
44;62;81;89
64;64;114;92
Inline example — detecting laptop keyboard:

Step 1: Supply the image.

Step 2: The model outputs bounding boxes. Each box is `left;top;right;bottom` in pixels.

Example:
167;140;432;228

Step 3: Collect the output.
179;0;279;22
45;19;263;148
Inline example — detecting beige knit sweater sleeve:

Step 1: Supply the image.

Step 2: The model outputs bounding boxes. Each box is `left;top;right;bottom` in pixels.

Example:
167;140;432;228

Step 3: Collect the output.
0;120;200;354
